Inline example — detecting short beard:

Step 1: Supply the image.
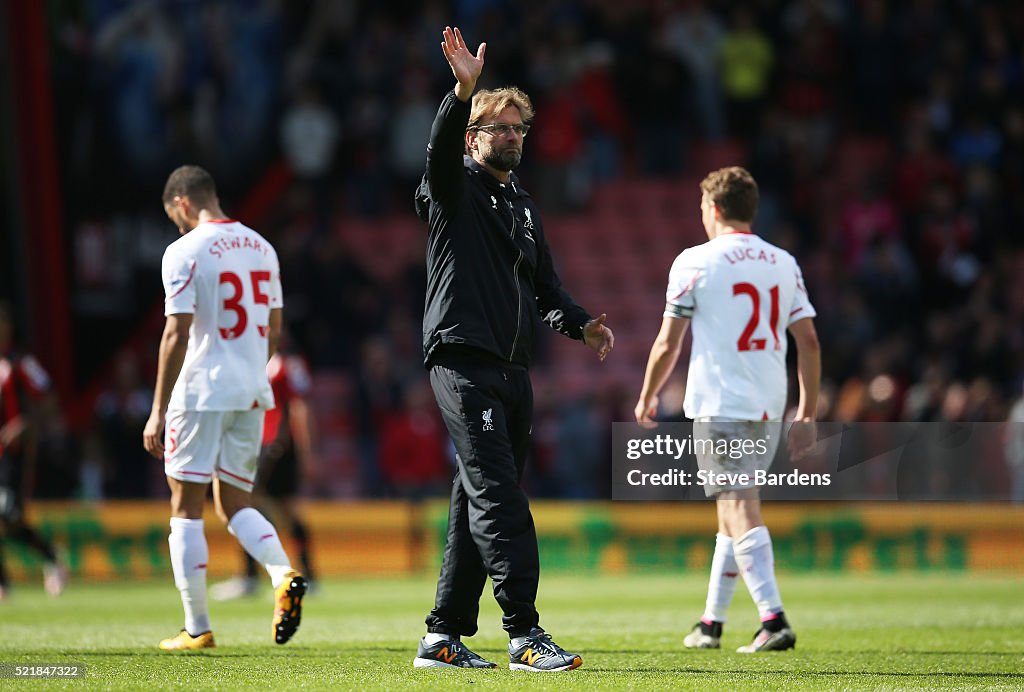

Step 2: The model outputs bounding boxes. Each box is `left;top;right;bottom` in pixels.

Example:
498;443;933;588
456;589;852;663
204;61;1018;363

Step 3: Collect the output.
483;148;521;172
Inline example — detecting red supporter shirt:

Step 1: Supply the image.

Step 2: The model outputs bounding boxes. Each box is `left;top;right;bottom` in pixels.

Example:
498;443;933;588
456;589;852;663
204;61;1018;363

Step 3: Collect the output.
262;353;312;445
0;351;51;456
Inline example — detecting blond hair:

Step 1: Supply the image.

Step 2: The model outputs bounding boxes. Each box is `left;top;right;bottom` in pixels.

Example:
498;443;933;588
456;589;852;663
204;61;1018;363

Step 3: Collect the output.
468;87;534;129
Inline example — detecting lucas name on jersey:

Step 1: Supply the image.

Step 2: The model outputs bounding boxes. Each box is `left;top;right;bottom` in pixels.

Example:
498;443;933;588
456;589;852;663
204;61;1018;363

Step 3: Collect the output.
722;245;777;266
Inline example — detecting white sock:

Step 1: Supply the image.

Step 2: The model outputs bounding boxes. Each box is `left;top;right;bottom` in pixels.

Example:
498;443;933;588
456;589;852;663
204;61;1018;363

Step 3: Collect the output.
228;507;293;588
168;517;211;635
423;633;453;645
733;525;784;620
702;533;739;623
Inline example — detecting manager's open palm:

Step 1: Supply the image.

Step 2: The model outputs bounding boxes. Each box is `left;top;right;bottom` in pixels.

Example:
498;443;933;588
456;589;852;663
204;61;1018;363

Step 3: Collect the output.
441;26;485;89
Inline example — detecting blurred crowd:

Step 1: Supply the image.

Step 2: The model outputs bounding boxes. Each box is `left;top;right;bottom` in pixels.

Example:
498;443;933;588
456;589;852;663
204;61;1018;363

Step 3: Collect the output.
29;0;1024;500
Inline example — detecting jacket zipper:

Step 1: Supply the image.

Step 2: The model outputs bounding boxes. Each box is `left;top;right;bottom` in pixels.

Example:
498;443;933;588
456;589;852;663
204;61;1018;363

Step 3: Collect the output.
508;204;524;362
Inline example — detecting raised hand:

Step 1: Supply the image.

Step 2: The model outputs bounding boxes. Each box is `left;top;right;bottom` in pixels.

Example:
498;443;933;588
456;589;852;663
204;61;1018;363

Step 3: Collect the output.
441;26;485;100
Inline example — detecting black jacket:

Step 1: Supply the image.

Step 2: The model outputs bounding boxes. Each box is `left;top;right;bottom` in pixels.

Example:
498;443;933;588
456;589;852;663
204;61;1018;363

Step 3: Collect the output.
415;90;591;369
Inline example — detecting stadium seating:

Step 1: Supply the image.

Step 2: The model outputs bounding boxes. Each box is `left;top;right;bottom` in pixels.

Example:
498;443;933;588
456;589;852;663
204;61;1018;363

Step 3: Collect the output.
533;179;708;396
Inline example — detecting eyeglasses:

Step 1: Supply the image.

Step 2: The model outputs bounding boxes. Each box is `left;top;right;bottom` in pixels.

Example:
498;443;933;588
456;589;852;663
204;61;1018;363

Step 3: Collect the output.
473;123;531;137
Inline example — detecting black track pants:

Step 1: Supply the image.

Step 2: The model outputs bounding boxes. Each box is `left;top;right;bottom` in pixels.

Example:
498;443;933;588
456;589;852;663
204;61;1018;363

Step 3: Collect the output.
424;357;539;638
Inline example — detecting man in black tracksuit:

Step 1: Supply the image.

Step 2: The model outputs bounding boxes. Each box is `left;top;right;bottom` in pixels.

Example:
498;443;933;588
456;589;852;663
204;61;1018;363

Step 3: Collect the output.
411;27;614;672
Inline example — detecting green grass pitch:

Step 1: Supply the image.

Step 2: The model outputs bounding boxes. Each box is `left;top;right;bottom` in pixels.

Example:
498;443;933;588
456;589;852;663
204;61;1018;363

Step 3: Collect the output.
2;572;1022;689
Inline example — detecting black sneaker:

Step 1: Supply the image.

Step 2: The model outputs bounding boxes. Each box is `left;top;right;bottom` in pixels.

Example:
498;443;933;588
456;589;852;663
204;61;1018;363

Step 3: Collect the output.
736;626;796;653
413;637;497;669
683;620;723;649
508;628;583;672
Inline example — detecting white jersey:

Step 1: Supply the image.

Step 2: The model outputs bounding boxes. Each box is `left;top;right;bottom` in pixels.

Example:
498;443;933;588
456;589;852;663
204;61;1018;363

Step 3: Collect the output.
161;219;283;411
665;232;815;420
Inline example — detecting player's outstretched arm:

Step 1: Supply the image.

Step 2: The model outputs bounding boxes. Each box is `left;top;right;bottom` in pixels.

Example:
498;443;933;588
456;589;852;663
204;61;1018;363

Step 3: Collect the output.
787;317;820;460
635;316;689;424
441;26;485;102
143;313;192;459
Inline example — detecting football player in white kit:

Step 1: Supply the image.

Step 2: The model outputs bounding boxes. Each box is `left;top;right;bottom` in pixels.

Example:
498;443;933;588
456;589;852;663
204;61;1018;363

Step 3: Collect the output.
635;167;820;653
143;165;306;650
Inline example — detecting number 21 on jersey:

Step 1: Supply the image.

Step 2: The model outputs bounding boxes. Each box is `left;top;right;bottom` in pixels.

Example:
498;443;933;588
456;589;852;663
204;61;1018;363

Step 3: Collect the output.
733;282;780;352
219;270;271;340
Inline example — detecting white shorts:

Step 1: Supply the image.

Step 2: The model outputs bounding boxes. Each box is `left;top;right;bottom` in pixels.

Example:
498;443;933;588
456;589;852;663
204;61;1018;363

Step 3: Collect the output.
164;409;264;491
693;417;782;497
